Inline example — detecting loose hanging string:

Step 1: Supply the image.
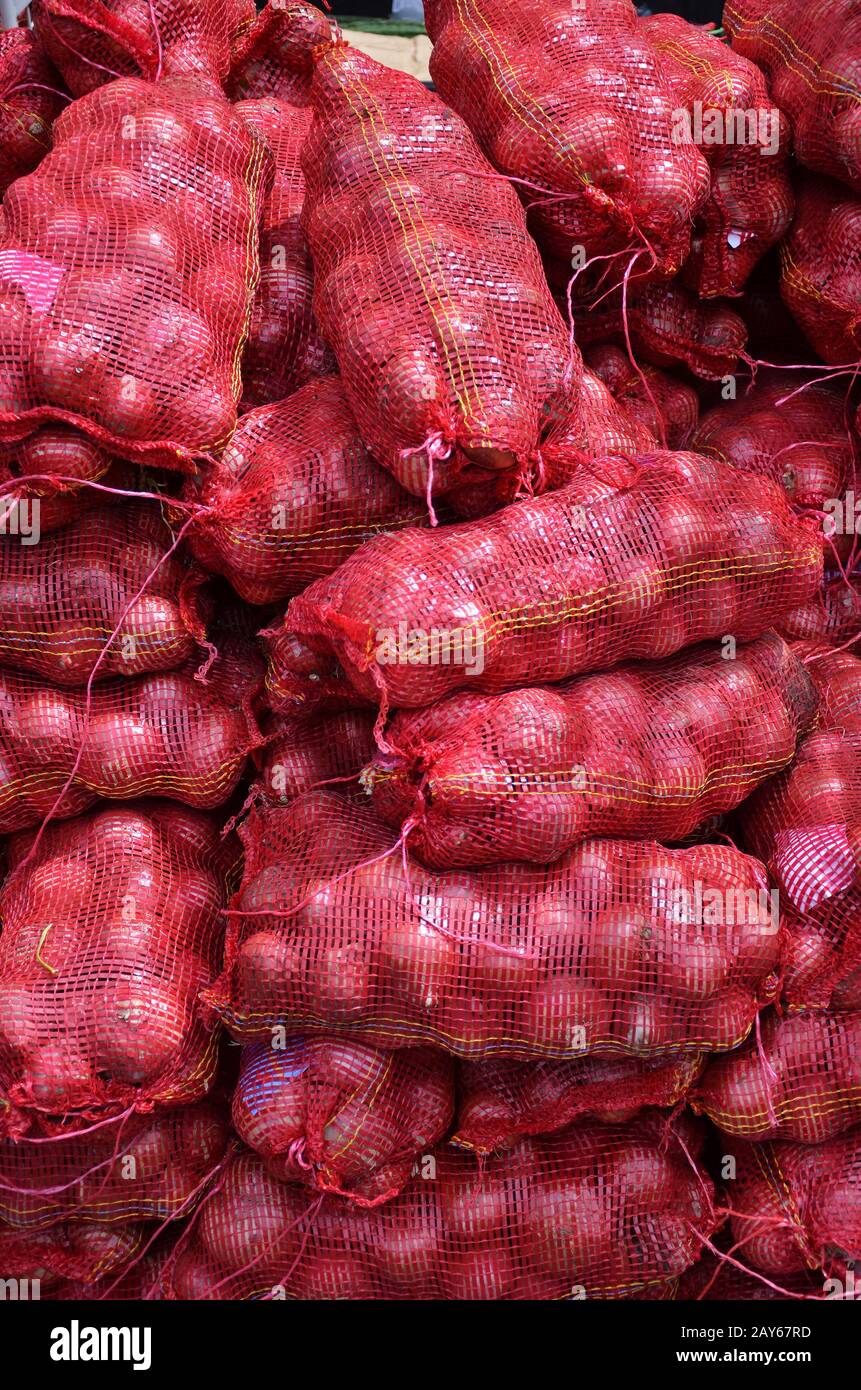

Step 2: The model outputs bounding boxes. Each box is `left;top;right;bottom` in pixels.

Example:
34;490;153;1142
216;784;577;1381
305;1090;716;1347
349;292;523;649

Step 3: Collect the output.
202;1192;325;1301
11;1103;136;1144
0;82;73;105
397;431;451;528
146;0;164;83
687;1220;825;1301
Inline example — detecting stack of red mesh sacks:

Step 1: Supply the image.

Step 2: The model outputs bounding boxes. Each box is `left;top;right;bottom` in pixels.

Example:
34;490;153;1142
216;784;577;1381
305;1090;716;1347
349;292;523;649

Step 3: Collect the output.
0;24;280;1298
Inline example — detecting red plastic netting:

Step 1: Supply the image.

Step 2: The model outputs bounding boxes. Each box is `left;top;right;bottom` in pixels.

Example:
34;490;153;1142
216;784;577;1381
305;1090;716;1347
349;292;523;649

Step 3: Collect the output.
777;576;861;651
679;1234;824;1300
255;706;376;806
0;423;135;535
564;275;749;381
367;635;817;867
693;372;857;516
725;0;861;194
186;377;423;606
0;27;67;198
0;1098;227;1227
741;649;861;1010
0;75;270;467
584;344;699;449
298;38;585;501
694;1007;861;1144
726;1126;861;1278
168;1112;716;1299
0;802;235;1136
424;0;710;274
210;790;781;1059
779;174;861;366
0;1218;146;1288
641;14;793;298
232;1037;454;1206
0;650;260;834
44;1239;173;1299
453;1053;703;1155
234;98;334;410
0;502;204;687
226;0;331;105
31;0;255;95
266;451;823;714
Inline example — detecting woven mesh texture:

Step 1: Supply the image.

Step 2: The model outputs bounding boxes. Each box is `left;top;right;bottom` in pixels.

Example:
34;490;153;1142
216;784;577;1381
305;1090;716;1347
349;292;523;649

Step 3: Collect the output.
256;707;377;806
235;98;334;410
453;1052;703;1154
0;802;235;1134
0;1218;146;1287
168;1113;715;1299
367;635;817;867
0;27;66;198
726;1126;861;1277
0;502;203;686
779;173;861;365
299;39;584;500
694;1007;861;1144
424;0;710;273
226;0;330;105
0;75;270;467
0;423;134;535
187;377;424;606
31;0;255;96
267;451;822;714
584;345;699;449
726;0;861;194
641;14;793;298
232;1036;454;1206
210;790;781;1059
0;1098;227;1227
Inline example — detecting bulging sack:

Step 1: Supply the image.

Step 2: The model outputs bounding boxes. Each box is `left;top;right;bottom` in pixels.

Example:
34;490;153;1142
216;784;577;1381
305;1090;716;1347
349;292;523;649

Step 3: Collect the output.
0;75;270;466
424;0;710;273
267;451;823;714
210;791;782;1060
0;423;133;535
226;0;331;104
232;1037;454;1205
694;1007;861;1144
234;98;334;410
0;502;203;686
0;1218;146;1288
298;39;584;500
780;174;861;365
186;377;423;606
583;345;699;450
0;802;235;1134
31;0;255;96
367;635;817;867
255;706;376;806
0;27;66;197
0;1099;228;1227
168;1113;716;1299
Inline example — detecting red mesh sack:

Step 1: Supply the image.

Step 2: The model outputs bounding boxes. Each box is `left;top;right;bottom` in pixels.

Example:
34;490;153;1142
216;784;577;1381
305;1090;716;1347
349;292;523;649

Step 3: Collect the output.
741;649;861;917
297;38;585;502
679;1237;823;1300
0;423;135;536
777;575;861;651
423;0;710;274
583;345;699;449
0;1098;227;1228
0;1219;146;1289
0;802;234;1136
186;378;423;606
0;28;66;198
44;1239;173;1299
780;175;861;365
235;98;334;410
0;654;260;834
267;451;823;714
726;0;861;194
367;635;817;867
256;706;376;806
640;15;793;298
0;502;204;687
232;1037;454;1206
168;1113;716;1300
693;373;857;517
726;1127;861;1278
211;790;782;1060
0;75;269;467
694;1007;861;1145
30;0;255;96
226;0;331;105
565;275;748;381
453;1053;703;1155
441;365;656;522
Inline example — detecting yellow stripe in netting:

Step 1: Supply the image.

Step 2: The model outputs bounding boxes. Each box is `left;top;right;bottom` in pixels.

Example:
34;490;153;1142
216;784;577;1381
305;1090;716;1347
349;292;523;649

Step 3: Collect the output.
724;7;861;104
